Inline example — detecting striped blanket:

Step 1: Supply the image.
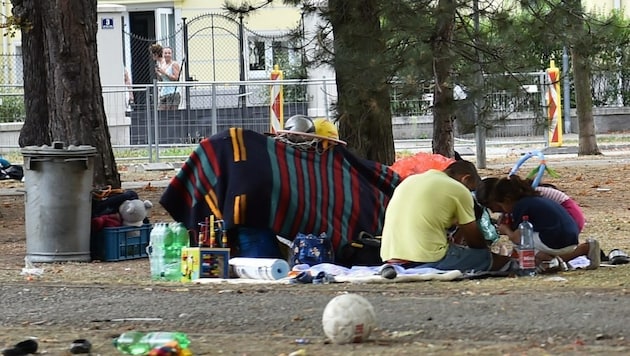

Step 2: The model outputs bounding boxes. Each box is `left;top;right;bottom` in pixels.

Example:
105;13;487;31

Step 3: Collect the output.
159;128;400;253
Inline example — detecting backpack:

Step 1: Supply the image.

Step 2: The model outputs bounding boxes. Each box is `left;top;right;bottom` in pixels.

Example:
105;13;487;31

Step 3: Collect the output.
338;232;383;268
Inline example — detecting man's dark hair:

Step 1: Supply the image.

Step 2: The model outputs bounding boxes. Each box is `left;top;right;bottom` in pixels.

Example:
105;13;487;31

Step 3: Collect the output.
444;160;481;186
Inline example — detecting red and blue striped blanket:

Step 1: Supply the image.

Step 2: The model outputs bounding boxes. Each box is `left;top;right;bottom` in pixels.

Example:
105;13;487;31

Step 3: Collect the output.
159;128;401;253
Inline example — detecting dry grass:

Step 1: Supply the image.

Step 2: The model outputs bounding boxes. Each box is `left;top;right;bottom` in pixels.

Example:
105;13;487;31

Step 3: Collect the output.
1;155;629;292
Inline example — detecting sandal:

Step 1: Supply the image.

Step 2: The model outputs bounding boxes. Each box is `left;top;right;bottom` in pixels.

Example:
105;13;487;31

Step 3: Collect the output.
585;238;601;270
536;257;568;274
609;249;630;265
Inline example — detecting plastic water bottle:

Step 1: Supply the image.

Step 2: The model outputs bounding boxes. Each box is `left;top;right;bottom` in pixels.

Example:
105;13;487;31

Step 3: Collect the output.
113;331;149;355
143;332;191;350
518;215;536;276
148;223;167;280
162;224;179;281
113;331;190;355
163;223;190;281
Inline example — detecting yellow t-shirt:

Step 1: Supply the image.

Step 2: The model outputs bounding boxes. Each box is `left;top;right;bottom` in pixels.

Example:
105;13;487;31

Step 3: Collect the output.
380;169;476;263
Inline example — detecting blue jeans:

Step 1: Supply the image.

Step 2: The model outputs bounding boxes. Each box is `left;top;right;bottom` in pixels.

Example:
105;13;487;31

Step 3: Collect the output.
404;244;492;272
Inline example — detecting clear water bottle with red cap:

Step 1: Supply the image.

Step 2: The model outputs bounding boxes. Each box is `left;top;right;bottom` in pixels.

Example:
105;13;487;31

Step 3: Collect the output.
518;215;536;276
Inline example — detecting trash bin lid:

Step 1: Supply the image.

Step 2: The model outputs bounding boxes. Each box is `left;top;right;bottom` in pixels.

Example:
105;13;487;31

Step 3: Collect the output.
21;141;97;157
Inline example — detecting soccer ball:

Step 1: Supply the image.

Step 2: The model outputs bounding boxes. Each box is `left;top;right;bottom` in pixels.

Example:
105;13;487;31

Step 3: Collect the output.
322;293;376;344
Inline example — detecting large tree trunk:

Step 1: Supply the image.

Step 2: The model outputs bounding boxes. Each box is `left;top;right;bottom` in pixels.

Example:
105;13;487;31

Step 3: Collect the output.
571;48;601;155
328;0;395;165
430;0;457;158
566;0;601;156
11;0;120;187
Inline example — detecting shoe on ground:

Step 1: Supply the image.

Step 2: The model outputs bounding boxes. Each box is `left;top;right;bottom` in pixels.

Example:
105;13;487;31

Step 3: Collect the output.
69;339;92;354
380;265;397;279
586;238;601;270
1;339;38;356
609;249;630;265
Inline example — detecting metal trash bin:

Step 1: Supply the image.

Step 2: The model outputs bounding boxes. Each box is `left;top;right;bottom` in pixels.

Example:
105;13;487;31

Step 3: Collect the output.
22;142;97;262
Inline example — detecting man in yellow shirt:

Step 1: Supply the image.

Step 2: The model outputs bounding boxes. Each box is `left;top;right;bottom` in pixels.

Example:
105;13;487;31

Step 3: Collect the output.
380;160;513;272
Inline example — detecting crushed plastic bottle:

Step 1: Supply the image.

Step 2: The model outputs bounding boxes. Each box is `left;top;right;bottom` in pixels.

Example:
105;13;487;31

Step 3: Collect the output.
113;331;191;355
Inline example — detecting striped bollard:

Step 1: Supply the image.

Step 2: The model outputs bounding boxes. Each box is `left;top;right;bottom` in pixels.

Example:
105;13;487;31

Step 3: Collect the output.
270;65;284;133
546;60;563;147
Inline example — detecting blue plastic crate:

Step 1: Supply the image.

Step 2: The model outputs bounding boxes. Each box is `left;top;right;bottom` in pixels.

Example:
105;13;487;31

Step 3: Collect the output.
91;224;152;262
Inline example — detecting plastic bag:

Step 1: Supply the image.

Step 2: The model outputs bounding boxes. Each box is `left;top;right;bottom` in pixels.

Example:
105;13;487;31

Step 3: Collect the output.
390;152;455;180
478;207;499;244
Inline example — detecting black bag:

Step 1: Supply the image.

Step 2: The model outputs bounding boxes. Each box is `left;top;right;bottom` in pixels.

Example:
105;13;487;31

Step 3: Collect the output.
0;165;23;181
91;188;139;217
338;232;383;267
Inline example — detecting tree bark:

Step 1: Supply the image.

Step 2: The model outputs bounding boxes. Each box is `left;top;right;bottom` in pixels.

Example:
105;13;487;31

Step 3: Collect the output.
566;0;601;156
430;0;457;158
328;0;395;165
11;0;120;187
571;48;601;155
11;0;50;147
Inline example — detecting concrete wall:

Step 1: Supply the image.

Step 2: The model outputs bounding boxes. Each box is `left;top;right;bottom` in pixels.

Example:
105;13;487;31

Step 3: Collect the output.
570;107;630;134
394;107;630;140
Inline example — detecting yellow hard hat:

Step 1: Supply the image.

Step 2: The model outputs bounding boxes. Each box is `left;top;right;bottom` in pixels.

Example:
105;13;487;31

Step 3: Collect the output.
313;118;340;141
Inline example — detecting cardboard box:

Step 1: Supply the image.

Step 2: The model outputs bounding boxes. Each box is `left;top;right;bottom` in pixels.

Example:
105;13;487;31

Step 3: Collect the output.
181;247;230;282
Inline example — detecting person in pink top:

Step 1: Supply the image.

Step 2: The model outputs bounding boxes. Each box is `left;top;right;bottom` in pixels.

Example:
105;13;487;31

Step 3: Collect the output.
533;183;585;232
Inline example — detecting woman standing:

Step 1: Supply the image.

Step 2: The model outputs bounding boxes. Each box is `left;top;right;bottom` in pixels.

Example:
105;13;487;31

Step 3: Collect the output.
155;46;181;110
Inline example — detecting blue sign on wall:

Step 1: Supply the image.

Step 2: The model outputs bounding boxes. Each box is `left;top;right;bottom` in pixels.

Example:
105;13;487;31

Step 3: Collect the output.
101;18;114;30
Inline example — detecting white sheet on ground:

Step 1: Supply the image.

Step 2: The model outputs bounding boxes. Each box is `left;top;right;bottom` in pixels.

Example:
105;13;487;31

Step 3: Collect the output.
194;263;462;284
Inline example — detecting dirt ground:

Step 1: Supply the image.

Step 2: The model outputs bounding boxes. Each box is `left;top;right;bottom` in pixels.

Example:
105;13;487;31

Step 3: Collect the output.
0;153;629;355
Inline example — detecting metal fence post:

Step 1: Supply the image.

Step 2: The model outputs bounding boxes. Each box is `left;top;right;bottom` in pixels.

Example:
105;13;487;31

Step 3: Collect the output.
211;82;218;135
145;86;153;163
153;79;160;162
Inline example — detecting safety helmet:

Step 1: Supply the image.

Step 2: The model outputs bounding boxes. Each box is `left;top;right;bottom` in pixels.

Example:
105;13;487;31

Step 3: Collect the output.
313;118;340;141
282;115;316;134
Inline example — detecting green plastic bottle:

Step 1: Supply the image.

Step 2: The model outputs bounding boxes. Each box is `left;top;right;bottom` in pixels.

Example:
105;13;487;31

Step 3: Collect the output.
113;331;191;355
142;331;191;350
113;331;150;355
163;223;190;281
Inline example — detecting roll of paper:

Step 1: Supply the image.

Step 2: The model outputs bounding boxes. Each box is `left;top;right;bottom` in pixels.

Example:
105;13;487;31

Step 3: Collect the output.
229;257;290;280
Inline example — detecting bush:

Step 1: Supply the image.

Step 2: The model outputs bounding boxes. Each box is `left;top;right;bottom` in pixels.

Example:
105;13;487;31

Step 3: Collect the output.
0;96;25;123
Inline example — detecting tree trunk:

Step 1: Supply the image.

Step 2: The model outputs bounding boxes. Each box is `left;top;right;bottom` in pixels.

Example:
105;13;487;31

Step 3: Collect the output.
11;0;50;147
566;0;601;156
11;0;120;187
571;48;601;155
328;0;395;165
430;0;457;158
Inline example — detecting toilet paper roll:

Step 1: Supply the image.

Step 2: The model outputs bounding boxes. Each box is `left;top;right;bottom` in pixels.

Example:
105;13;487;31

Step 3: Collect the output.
229;257;290;280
